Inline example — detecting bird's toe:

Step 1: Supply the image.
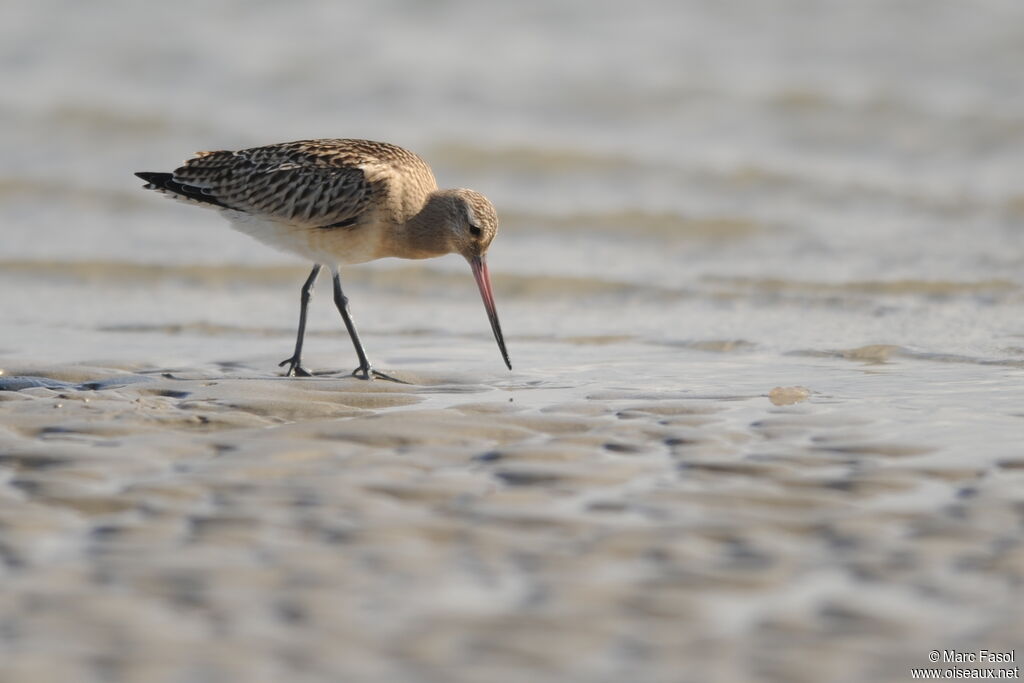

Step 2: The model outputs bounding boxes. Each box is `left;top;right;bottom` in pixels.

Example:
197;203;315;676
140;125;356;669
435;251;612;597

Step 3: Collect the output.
279;357;313;377
350;365;408;384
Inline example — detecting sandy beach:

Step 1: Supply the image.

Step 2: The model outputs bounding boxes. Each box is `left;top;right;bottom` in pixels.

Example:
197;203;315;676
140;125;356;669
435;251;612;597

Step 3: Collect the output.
1;344;1022;682
3;1;1024;681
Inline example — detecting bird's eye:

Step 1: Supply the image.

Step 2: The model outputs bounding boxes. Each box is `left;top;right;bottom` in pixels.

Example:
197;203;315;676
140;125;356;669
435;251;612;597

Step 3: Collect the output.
469;225;482;237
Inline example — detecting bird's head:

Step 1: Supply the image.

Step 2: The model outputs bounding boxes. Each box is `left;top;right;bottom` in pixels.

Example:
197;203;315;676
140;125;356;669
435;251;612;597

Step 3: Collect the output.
407;189;497;258
411;189;510;370
438;189;499;261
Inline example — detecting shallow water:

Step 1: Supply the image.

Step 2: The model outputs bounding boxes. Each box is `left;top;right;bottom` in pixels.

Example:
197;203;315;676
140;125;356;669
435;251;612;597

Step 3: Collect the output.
2;1;1024;681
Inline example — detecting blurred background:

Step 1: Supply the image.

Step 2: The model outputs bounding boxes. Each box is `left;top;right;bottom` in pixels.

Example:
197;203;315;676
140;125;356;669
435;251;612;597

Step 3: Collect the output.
4;0;1023;364
2;1;1024;681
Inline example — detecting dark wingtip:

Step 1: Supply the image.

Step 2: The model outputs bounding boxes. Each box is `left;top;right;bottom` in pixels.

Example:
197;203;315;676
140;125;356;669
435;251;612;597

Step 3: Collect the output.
133;172;228;208
134;172;169;188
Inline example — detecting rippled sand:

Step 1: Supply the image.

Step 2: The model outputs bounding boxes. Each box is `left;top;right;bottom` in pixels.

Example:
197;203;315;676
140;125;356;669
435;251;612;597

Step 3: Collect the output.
1;353;1021;682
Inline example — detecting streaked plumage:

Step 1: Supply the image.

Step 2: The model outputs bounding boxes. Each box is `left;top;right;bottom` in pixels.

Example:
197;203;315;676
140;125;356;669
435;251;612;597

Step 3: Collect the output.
136;138;511;379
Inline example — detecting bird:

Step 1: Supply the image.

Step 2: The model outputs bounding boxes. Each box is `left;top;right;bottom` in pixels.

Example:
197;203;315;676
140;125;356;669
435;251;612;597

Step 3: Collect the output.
135;138;511;380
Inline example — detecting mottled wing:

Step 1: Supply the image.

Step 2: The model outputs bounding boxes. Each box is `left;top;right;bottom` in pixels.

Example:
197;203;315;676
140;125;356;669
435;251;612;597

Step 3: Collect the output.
171;144;372;228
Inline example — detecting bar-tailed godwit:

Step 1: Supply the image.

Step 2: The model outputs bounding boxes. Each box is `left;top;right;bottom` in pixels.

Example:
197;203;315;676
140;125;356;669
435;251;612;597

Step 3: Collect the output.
136;139;510;380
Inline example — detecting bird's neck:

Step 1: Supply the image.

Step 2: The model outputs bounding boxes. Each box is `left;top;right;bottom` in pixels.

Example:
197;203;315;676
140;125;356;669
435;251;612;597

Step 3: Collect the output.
391;193;454;259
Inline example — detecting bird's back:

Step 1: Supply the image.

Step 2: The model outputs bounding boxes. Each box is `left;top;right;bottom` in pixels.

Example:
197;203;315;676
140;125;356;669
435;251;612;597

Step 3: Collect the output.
152;139;437;227
137;139;441;264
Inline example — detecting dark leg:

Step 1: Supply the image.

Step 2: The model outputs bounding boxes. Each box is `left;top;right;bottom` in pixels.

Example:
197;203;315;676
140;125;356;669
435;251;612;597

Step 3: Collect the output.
331;270;405;382
278;264;322;377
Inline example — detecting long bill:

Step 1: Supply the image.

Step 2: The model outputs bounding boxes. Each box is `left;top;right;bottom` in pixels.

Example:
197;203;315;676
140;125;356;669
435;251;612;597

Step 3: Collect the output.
469;255;512;370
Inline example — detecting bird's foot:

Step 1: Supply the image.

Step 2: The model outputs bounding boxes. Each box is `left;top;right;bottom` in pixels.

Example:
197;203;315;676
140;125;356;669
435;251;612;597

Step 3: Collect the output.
279;357;313;377
351;364;409;384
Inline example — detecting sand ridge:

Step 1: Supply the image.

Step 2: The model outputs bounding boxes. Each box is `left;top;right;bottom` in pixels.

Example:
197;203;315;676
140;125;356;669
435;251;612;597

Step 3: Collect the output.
0;360;1022;681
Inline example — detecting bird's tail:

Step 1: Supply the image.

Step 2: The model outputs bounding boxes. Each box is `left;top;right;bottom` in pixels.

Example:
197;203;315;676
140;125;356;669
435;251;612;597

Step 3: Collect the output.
134;171;227;208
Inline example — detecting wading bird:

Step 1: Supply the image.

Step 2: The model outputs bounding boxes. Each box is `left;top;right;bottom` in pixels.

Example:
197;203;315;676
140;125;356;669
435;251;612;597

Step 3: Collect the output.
136;139;511;380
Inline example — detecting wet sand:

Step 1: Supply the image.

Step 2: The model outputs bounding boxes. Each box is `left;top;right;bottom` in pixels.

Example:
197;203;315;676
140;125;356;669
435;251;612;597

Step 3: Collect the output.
1;352;1022;682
